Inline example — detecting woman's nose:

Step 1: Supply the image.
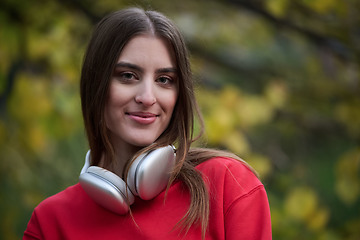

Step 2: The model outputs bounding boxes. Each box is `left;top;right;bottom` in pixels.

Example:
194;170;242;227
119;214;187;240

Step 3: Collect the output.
135;81;156;106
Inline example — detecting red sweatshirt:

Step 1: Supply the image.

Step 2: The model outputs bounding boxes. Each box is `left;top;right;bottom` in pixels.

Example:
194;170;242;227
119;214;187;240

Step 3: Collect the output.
24;157;272;239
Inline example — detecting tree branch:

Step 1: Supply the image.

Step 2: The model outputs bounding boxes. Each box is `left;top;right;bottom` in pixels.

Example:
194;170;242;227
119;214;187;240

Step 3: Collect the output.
226;0;355;62
0;61;23;117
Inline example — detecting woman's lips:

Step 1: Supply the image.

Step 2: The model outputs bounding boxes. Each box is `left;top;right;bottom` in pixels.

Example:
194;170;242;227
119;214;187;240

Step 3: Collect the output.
127;112;158;124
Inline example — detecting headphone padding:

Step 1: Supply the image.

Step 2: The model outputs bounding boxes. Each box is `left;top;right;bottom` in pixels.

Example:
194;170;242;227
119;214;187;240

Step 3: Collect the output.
79;166;134;214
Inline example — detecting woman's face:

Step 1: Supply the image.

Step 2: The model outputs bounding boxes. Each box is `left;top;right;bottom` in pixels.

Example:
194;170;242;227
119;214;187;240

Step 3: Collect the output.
105;35;178;150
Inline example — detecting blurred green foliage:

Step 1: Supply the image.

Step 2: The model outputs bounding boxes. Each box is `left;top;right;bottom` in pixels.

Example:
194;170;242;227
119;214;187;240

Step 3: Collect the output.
1;0;359;239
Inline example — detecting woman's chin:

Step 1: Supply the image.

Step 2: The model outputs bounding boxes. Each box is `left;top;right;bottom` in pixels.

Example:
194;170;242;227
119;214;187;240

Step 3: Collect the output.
131;139;157;148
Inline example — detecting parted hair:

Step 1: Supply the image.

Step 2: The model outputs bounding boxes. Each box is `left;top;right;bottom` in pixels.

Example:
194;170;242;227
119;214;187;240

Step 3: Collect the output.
80;7;254;238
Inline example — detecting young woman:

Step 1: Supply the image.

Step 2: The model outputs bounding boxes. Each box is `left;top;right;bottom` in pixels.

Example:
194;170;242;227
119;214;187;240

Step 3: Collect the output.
24;7;271;240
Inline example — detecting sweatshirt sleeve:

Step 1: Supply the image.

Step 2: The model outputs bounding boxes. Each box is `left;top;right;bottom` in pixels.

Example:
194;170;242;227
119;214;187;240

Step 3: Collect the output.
224;185;272;240
23;210;42;240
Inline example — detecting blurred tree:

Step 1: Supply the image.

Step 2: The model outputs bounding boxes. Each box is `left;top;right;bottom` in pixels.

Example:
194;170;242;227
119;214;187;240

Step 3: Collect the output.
0;0;359;239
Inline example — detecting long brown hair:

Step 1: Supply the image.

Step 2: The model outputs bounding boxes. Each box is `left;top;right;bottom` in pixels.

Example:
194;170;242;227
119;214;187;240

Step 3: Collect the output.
80;7;255;238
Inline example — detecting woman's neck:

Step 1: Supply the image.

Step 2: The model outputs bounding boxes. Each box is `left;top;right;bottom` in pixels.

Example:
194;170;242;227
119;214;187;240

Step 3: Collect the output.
99;143;142;178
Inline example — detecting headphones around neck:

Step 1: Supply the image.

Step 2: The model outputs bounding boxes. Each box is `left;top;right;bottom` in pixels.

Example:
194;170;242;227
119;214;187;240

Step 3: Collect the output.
79;145;176;214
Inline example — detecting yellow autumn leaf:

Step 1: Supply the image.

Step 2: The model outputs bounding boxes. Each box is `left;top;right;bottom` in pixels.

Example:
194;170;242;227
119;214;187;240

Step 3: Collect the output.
9;74;52;121
247;153;273;179
285;186;318;221
265;80;288;108
269;207;282;231
196;87;221;113
335;148;360;205
335;178;359;206
266;0;290;17
214;109;235;130
28;124;47;153
334;101;360;137
221;130;250;156
317;230;342;240
219;86;241;109
301;0;337;14
204;107;235;144
237;95;274;128
24;192;46;208
307;207;330;231
28;30;53;60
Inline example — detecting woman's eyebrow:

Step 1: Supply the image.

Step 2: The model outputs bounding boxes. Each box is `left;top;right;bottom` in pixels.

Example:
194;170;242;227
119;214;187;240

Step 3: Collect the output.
156;67;177;74
115;62;143;72
115;62;177;74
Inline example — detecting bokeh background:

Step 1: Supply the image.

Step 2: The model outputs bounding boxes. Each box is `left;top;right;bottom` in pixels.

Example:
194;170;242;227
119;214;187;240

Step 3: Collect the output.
1;0;359;239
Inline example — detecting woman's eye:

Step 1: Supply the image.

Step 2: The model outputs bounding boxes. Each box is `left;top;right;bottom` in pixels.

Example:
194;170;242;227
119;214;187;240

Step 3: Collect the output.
157;76;173;85
114;71;137;83
120;72;136;80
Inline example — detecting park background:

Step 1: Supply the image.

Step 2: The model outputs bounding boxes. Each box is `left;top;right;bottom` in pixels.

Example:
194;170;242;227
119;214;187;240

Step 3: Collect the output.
1;0;359;239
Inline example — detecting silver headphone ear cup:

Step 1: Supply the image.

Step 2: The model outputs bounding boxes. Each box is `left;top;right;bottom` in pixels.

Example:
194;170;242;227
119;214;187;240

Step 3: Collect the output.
79;166;134;215
127;145;176;200
127;153;147;196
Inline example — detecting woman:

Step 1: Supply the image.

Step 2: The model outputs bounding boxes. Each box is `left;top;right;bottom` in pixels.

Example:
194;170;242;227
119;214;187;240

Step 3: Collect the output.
24;7;271;240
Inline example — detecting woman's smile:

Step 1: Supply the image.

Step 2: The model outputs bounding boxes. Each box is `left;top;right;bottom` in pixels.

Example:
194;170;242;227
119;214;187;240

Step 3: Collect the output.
126;112;159;125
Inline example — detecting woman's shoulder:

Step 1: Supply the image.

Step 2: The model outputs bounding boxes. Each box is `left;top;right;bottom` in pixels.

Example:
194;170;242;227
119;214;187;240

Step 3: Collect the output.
34;183;85;213
196;155;249;168
196;156;256;177
195;154;263;195
188;148;255;174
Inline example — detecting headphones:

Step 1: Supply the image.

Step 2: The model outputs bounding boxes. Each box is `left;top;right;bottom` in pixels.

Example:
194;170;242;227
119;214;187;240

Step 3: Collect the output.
79;145;176;215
